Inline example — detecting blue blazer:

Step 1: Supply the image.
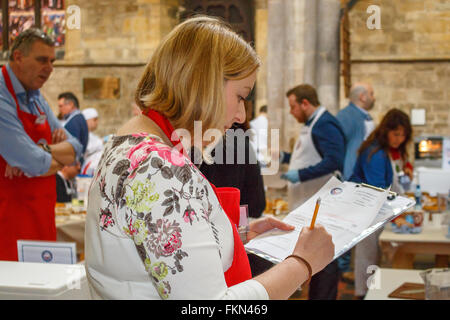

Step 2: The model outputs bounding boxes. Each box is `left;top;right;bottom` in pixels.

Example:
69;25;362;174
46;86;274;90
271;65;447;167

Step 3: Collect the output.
336;103;369;180
349;143;393;189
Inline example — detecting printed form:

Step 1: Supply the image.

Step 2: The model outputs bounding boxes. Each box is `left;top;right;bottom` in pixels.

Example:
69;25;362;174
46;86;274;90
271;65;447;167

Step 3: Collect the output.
245;177;415;263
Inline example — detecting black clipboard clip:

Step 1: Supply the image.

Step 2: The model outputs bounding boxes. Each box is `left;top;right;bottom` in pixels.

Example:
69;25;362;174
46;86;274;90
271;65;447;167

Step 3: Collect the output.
357;183;397;201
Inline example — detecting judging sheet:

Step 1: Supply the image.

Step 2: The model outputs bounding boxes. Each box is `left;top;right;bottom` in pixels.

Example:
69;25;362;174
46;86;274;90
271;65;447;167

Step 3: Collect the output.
245;177;415;263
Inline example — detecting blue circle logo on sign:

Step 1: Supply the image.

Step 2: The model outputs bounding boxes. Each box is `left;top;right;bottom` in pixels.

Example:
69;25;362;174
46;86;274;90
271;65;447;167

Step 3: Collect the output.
41;250;53;262
330;187;343;195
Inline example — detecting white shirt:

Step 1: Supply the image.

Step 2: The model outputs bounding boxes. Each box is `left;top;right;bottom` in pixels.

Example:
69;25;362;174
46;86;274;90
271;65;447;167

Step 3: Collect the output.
250;114;268;164
85;133;268;300
85;132;103;158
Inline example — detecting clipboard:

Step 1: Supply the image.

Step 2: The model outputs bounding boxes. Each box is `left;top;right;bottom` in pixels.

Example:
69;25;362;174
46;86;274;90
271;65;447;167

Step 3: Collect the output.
245;178;415;264
357;182;397;200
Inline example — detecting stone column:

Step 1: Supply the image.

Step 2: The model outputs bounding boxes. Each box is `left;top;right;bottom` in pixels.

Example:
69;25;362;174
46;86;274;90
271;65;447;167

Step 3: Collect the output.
265;0;341;150
267;0;306;150
303;0;318;86
254;0;268;113
316;0;341;114
267;0;287;148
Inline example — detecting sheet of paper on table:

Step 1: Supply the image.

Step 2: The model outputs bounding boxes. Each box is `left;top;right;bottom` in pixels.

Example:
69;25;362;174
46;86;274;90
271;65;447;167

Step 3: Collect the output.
245;176;415;263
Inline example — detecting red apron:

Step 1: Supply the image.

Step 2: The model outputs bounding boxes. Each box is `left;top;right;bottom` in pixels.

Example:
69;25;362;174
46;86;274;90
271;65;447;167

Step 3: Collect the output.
0;66;56;261
144;109;252;286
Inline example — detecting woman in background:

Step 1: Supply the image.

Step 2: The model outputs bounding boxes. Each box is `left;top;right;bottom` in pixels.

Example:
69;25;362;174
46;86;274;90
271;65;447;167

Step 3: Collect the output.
350;108;413;299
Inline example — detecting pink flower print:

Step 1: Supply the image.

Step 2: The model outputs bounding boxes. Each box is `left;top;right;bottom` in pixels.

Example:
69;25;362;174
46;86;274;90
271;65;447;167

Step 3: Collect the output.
131;133;148;138
126;141;154;178
126;140;185;178
99;209;115;231
128;220;137;236
155;145;185;167
183;208;196;225
163;231;182;255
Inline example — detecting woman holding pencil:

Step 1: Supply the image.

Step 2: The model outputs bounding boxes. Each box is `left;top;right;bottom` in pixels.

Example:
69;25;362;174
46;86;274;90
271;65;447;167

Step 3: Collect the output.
350;108;413;299
85;16;335;300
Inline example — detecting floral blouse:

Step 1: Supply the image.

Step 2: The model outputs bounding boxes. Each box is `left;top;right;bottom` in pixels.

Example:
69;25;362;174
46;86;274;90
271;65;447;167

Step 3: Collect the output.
84;133;268;300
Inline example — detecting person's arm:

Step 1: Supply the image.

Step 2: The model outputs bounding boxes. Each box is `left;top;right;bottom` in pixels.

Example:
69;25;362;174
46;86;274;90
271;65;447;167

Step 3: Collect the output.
253;224;334;300
298;120;345;182
46;141;76;166
336;108;354;142
42;97;83;161
361;149;391;189
41;158;64;176
0;97;53;176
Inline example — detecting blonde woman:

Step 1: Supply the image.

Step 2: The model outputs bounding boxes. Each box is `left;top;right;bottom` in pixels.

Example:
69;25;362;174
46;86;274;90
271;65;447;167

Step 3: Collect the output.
85;16;334;300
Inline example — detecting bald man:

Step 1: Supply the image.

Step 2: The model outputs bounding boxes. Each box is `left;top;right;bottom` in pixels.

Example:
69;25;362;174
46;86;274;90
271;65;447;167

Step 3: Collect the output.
337;82;376;180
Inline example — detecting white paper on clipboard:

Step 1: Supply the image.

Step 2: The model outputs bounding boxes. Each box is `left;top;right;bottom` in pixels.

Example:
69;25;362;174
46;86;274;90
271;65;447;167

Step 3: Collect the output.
245;176;415;264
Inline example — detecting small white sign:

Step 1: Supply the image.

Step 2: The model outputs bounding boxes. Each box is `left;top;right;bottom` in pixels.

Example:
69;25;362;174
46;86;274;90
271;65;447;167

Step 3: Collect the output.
17;240;77;264
443;138;450;170
411;108;426;126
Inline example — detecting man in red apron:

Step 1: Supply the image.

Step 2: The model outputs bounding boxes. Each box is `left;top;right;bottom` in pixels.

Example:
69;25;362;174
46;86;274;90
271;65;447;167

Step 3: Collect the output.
0;29;82;261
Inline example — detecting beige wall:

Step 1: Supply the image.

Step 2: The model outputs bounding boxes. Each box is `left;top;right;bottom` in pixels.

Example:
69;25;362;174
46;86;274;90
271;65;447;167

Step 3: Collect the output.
340;0;450;139
41;0;180;137
349;0;450;60
41;64;146;137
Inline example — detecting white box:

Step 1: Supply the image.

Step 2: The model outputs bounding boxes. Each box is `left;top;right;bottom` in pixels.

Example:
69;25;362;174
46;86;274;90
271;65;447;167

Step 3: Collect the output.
417;167;450;195
0;261;90;300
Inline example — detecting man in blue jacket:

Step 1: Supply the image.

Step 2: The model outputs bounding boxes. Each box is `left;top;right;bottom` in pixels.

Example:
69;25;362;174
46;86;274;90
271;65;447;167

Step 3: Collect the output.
281;84;346;300
337;82;376;181
58;92;89;158
281;84;346;208
335;83;376;280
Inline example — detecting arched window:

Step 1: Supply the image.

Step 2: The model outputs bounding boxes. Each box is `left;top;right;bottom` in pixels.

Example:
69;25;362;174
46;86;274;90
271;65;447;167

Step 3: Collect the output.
1;0;65;58
180;0;256;118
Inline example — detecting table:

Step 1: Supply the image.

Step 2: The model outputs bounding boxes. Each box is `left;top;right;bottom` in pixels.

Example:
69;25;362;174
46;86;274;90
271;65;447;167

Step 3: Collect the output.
56;214;86;257
364;268;424;300
379;212;450;269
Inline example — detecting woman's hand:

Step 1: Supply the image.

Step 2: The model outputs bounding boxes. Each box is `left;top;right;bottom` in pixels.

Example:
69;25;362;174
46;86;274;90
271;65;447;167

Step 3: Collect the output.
291;224;334;275
247;216;295;242
404;165;413;180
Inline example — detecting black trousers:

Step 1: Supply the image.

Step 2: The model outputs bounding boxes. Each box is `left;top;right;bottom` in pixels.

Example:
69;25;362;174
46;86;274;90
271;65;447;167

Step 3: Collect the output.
308;259;340;300
247;253;274;276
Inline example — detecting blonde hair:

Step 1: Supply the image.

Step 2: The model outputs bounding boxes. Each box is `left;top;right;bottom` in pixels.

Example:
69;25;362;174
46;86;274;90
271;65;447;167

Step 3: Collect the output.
135;16;260;134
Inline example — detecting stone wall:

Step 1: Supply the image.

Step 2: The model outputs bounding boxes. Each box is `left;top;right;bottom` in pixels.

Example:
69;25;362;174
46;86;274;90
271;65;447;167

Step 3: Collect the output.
41;0;180;137
348;0;450;60
64;0;179;63
349;62;450;137
340;0;450;139
41;64;146;137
